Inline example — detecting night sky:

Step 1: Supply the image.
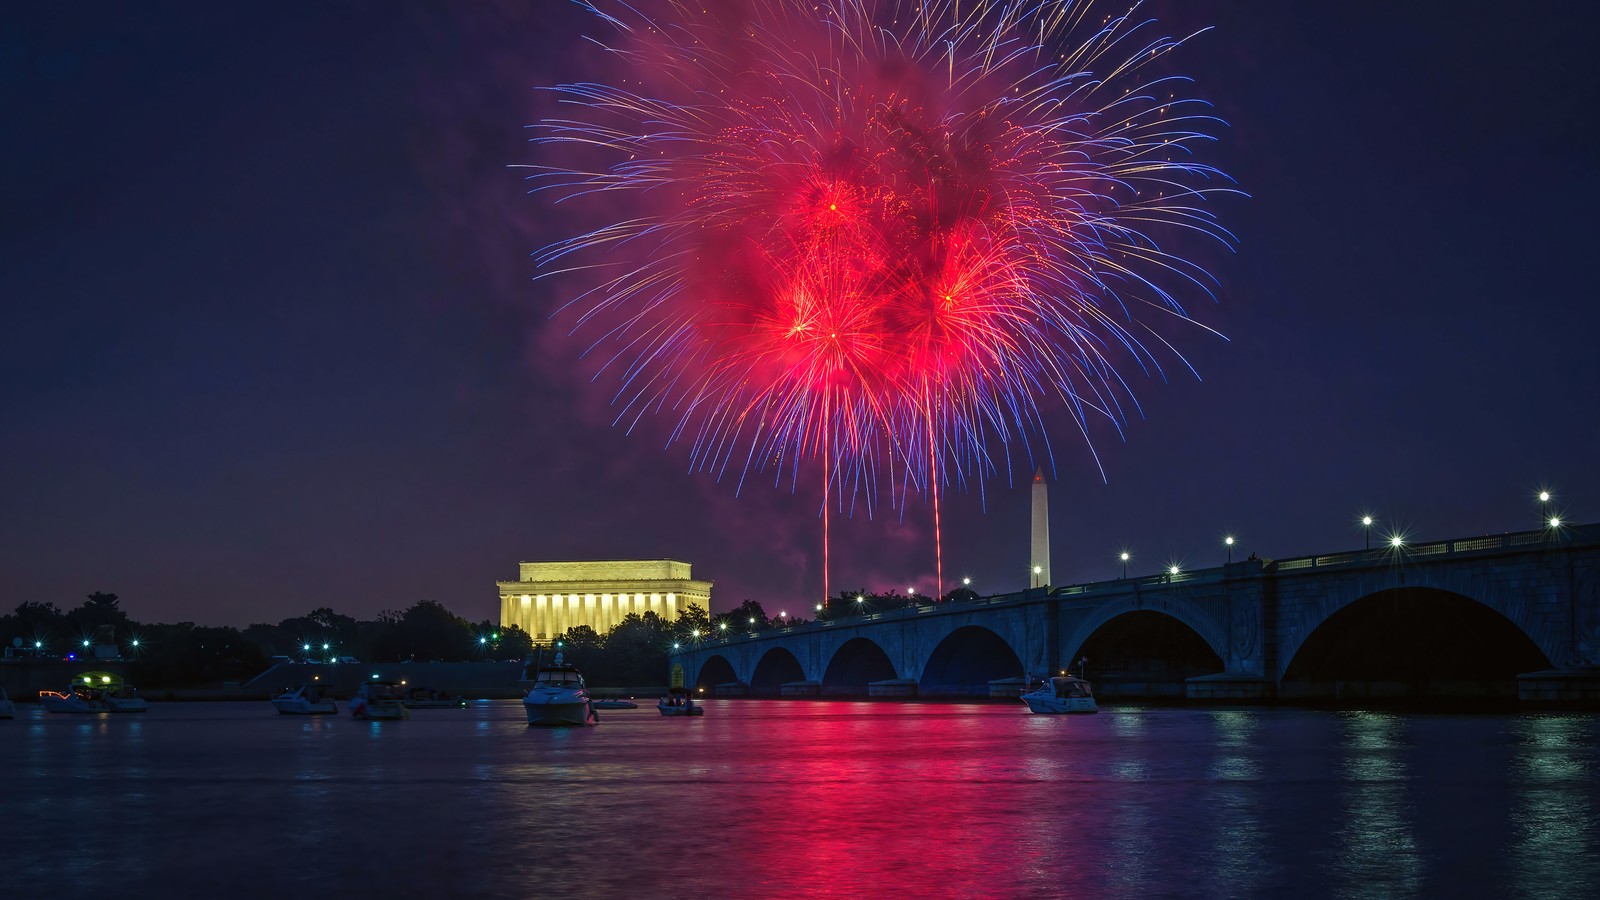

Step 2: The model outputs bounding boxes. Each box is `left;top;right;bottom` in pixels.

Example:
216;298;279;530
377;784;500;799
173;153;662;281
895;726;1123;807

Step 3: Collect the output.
5;2;1597;628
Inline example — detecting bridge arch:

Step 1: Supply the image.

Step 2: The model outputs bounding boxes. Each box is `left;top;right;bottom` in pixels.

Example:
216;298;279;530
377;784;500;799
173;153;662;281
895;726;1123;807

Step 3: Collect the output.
918;625;1024;696
694;654;738;691
1274;564;1568;683
750;646;806;694
1062;591;1227;668
1280;585;1553;700
821;637;897;696
1071;610;1225;697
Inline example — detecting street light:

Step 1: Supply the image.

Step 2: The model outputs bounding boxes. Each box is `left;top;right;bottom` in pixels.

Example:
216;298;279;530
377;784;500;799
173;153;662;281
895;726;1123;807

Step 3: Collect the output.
1390;535;1404;549
1168;565;1180;576
1361;516;1373;550
1549;516;1562;529
1224;535;1235;563
962;577;971;586
1120;551;1130;579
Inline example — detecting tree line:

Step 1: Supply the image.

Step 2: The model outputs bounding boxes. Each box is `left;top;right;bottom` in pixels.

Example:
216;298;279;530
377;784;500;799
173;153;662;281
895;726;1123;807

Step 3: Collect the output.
1;587;980;688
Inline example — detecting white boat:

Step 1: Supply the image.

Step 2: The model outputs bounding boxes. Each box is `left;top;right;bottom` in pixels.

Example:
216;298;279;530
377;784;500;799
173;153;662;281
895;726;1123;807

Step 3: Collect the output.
271;684;337;715
41;672;146;714
41;685;109;714
657;686;704;717
0;687;14;719
1021;675;1098;714
521;652;597;726
350;681;409;720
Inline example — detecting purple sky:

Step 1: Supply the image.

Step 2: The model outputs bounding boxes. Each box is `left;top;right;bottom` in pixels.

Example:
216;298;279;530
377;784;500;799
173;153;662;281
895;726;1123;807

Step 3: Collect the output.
4;2;1596;628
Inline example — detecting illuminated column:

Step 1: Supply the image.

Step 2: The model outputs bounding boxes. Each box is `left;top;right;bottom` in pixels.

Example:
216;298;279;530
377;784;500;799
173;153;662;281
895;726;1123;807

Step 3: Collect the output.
1030;468;1051;588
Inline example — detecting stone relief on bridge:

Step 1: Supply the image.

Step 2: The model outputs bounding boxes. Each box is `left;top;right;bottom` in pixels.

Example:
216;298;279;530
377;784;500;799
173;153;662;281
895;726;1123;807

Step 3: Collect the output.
1229;601;1258;672
1577;570;1600;667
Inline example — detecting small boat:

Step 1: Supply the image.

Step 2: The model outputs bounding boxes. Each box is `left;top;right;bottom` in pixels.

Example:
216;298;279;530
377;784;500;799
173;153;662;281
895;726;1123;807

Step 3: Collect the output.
521;652;597;726
401;687;467;709
657;686;704;717
350;681;409;720
40;686;106;714
271;684;337;715
592;698;638;710
0;687;14;719
41;672;147;714
1020;675;1098;714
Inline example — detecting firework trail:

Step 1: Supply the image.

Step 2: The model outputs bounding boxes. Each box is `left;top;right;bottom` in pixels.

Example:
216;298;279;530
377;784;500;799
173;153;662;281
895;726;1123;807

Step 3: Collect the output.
523;0;1239;596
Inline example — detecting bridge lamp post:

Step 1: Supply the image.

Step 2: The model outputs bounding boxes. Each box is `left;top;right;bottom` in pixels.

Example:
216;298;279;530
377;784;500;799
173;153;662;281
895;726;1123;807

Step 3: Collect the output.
1120;552;1130;579
1361;516;1373;550
1538;492;1557;532
1168;565;1180;577
718;621;728;640
1390;535;1404;550
1224;535;1235;563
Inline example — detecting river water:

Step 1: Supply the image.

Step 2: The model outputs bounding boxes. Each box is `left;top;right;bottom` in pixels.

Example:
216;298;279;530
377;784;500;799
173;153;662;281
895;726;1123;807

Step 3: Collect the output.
4;700;1598;899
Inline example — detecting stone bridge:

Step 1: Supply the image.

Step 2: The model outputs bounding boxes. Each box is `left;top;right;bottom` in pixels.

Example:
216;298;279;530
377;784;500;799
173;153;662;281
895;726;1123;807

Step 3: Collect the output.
670;523;1600;704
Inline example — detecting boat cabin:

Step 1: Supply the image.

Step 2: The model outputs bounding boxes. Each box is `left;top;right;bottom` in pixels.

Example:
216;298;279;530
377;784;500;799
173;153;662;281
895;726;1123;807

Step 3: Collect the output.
1048;676;1094;699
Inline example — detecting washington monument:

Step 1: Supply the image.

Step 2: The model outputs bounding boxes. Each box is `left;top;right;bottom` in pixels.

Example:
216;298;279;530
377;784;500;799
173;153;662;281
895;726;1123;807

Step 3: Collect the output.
1030;469;1050;588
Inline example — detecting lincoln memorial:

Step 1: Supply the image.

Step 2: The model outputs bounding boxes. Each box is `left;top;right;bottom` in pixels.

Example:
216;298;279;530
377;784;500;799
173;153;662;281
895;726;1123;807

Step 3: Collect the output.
497;559;713;641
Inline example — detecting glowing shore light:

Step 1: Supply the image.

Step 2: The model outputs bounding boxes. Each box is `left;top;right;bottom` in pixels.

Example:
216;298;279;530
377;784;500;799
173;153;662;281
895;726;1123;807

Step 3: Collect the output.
1549;517;1561;528
1168;565;1180;576
1390;535;1404;547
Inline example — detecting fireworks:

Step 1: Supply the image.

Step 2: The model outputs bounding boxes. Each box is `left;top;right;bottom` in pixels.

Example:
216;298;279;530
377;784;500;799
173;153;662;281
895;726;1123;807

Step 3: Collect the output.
524;0;1238;514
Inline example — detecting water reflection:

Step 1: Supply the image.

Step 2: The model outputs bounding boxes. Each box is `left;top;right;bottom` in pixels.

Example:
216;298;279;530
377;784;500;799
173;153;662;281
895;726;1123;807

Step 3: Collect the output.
1512;715;1599;896
1336;711;1421;898
1207;710;1266;894
6;701;1598;898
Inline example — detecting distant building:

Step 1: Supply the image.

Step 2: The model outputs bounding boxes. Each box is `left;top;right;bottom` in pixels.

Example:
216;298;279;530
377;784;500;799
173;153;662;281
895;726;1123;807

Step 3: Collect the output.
1030;469;1051;589
497;560;713;641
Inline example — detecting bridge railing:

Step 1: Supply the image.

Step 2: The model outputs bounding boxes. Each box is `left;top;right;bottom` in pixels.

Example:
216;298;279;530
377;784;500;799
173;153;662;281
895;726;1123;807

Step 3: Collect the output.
1265;524;1588;575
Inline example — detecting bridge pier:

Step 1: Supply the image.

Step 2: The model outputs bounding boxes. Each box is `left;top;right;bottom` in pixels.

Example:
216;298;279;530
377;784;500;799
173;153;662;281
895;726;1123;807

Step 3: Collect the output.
868;678;916;698
1517;669;1600;706
1186;673;1273;701
780;680;819;697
